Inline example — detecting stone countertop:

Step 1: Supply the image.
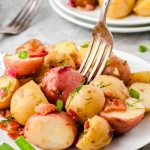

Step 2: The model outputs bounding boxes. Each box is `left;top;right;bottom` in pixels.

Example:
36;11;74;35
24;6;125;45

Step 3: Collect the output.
0;0;150;149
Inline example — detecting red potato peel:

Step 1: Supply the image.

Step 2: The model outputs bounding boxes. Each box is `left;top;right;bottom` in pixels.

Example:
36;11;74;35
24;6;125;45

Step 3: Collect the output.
4;55;44;76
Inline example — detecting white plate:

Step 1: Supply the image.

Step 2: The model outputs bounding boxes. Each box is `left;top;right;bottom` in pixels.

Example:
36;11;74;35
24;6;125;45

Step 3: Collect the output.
50;0;150;33
0;49;150;150
54;0;150;26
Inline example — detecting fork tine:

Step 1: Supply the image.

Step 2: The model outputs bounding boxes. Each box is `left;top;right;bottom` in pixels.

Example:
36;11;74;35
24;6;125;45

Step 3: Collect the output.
14;0;38;27
86;41;107;83
96;45;112;77
8;0;34;26
79;39;95;73
17;0;41;30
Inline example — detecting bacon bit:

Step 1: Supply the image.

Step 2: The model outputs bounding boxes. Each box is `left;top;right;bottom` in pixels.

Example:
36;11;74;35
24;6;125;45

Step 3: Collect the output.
104;99;127;112
84;121;89;132
29;49;48;58
58;66;72;74
35;103;57;115
68;109;78;121
6;68;17;78
105;91;116;98
69;0;76;7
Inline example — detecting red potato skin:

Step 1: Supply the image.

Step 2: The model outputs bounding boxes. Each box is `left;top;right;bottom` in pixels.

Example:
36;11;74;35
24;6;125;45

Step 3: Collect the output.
41;66;84;104
103;55;131;85
4;56;44;76
100;113;144;135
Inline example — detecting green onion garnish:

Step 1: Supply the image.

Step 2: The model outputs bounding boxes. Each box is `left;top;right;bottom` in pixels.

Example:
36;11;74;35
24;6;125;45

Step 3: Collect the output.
129;88;140;99
18;51;28;59
81;41;90;48
0;143;14;150
138;45;148;53
56;99;63;112
15;136;35;150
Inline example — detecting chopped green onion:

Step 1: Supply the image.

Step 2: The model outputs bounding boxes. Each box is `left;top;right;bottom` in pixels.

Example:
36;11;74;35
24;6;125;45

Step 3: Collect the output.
138;45;148;53
81;41;90;48
56;99;63;112
18;51;28;59
129;88;140;99
15;136;35;150
0;143;14;150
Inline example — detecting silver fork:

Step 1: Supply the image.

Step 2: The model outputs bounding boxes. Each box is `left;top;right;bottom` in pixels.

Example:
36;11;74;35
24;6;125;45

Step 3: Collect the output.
0;0;41;34
79;0;113;83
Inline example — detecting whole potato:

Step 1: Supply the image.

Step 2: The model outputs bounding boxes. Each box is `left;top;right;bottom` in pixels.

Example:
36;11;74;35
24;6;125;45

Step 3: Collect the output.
103;55;131;85
76;115;113;150
16;39;45;54
91;75;129;100
24;111;77;150
99;0;136;18
41;66;84;104
46;41;81;69
0;76;20;109
134;0;150;16
65;85;105;123
11;80;48;125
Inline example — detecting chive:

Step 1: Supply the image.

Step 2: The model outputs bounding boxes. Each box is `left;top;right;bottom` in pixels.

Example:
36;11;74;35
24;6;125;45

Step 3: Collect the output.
15;136;35;150
56;99;63;112
138;45;148;53
129;88;140;99
81;41;90;48
0;143;14;150
18;51;28;59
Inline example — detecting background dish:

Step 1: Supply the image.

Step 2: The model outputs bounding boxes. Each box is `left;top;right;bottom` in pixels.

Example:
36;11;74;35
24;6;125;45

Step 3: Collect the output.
1;49;150;150
54;0;150;26
50;0;150;33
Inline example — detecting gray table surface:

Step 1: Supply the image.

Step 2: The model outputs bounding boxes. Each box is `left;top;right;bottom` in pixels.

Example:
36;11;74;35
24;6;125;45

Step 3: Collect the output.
0;0;150;150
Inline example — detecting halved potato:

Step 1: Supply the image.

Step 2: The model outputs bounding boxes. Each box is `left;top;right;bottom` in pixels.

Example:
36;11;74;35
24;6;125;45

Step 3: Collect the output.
130;83;150;112
46;42;81;68
0;76;20;109
66;85;105;123
11;80;48;125
91;75;129;100
133;0;150;16
100;98;145;134
129;71;150;85
99;0;136;18
76;115;112;150
4;54;44;76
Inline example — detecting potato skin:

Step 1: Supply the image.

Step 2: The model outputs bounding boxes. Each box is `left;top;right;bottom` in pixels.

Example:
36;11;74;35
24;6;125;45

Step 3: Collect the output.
130;83;150;112
103;55;131;85
11;80;48;125
91;75;129;100
0;76;20;109
76;116;112;150
100;98;145;134
41;66;84;104
16;39;45;54
66;85;105;123
4;55;44;77
24;112;77;150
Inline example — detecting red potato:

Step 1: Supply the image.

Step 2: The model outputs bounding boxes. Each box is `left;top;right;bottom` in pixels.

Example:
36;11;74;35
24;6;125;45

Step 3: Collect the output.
16;39;45;54
4;54;44;76
103;55;131;85
41;66;84;104
24;104;77;150
100;98;145;135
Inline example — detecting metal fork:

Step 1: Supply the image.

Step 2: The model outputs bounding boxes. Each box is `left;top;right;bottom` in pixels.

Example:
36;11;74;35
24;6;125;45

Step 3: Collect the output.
79;0;113;83
0;0;41;34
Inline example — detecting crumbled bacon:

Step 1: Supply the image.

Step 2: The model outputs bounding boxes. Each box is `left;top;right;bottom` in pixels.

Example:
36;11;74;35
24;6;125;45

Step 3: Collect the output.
58;66;72;74
29;49;48;58
104;99;127;112
68;109;78;121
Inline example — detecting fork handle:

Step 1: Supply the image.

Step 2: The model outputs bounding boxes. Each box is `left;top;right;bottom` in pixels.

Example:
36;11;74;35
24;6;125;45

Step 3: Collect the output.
99;0;112;23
